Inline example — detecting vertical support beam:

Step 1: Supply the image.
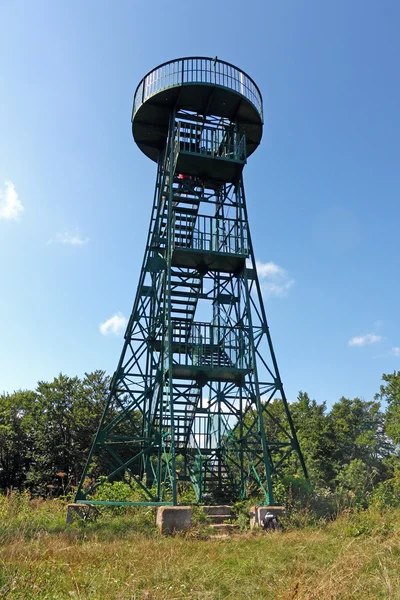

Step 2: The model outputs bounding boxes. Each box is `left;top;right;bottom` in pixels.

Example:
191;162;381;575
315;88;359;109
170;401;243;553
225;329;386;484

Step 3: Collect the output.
242;261;274;505
166;109;178;505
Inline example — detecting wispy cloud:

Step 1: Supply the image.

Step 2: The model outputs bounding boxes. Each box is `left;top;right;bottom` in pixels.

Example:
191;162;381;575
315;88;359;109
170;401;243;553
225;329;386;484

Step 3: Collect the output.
99;313;127;336
348;333;384;347
0;181;23;220
256;260;294;297
391;347;400;357
256;261;285;278
48;229;89;246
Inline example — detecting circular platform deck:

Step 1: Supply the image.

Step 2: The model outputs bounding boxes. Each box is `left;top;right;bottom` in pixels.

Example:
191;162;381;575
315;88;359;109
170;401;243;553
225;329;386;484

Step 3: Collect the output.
132;57;263;162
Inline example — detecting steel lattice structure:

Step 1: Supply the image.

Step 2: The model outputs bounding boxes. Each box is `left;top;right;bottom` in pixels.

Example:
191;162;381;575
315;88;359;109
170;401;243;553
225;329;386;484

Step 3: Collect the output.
75;57;308;507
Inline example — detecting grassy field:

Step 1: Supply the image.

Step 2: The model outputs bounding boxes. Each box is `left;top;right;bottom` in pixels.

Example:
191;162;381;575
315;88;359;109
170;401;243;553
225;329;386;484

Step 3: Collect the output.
0;495;399;599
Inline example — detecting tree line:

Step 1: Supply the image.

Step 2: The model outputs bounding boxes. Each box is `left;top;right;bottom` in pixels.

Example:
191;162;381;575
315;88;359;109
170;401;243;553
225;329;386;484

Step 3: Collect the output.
0;370;399;506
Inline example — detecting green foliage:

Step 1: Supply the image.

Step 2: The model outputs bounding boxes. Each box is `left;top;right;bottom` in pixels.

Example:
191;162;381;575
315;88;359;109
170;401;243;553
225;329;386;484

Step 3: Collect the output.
331;506;399;539
376;370;400;445
329;396;391;469
94;479;137;504
178;484;198;505
0;390;36;490
291;392;336;487
26;371;109;495
336;458;375;508
370;463;400;509
93;479;157;504
0;371;109;496
231;500;252;530
1;368;400;515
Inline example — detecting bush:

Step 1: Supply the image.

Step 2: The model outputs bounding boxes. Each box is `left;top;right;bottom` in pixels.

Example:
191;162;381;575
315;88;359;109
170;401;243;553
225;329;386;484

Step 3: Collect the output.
370;473;400;509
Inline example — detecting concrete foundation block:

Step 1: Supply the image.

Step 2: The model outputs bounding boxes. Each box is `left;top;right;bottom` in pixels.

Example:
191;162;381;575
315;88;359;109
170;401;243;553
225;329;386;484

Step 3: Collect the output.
156;506;192;534
249;505;285;530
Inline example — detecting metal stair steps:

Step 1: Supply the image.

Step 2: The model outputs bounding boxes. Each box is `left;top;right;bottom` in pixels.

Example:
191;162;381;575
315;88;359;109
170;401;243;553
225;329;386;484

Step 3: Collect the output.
171;308;195;315
162;219;196;230
171;299;197;306
170;290;199;298
173;206;198;216
198;345;233;367
171;279;201;288
172;195;201;205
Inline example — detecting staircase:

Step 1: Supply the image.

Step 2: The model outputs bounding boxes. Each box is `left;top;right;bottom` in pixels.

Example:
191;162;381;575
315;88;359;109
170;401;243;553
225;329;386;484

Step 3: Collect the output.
194;344;233;368
203;453;236;500
152;173;238;492
202;505;238;533
166;383;201;449
170;271;201;342
168;177;203;342
157;173;202;255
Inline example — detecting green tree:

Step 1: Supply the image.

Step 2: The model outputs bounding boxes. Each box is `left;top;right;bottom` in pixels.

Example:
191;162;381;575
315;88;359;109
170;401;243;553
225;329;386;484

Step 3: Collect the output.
0;390;36;490
329;396;390;473
336;458;373;506
375;371;400;446
290;392;335;488
26;371;109;494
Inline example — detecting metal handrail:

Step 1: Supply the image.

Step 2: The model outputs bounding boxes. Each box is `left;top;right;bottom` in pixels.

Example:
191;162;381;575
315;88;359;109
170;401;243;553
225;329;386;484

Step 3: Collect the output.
175;321;252;370
172;213;249;256
132;57;263;121
173;122;246;163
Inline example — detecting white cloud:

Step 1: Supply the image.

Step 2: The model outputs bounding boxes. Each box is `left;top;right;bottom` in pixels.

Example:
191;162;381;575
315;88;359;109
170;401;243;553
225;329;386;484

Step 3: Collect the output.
255;260;294;298
260;279;295;297
256;261;285;278
99;313;127;336
0;181;23;220
391;347;400;357
48;229;89;246
348;333;384;347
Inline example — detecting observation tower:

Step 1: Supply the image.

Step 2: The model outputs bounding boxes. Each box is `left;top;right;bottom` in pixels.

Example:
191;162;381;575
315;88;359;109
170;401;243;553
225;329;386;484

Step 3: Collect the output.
75;57;307;507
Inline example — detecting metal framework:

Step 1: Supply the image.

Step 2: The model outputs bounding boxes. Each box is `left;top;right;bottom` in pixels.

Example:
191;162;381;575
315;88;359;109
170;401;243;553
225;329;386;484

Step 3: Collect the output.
75;57;307;507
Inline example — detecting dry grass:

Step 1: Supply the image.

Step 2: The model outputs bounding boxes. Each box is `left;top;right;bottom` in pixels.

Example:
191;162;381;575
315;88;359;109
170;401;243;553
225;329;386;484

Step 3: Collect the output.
0;497;399;599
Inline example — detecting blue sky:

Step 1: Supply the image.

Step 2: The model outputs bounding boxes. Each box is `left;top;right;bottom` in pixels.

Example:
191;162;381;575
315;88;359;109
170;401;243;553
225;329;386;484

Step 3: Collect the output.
1;0;399;406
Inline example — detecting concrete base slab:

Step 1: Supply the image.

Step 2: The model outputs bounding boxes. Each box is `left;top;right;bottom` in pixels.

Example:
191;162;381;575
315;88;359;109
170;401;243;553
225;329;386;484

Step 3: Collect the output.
156;506;192;534
250;505;285;530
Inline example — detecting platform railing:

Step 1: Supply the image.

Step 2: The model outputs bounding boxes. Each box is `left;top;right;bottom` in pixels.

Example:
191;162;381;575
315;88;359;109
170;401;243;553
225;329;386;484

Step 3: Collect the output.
133;57;263;120
190;322;251;370
165;321;251;370
212;313;247;370
172;213;249;257
173;122;246;164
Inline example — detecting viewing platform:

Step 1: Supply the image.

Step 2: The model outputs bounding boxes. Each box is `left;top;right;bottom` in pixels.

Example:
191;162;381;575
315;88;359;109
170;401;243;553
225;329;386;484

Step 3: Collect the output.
171;213;249;273
162;321;252;384
132;57;263;162
173;122;246;184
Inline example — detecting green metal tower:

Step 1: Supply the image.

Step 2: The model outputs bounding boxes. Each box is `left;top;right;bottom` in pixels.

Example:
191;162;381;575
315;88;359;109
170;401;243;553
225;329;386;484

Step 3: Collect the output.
75;57;307;508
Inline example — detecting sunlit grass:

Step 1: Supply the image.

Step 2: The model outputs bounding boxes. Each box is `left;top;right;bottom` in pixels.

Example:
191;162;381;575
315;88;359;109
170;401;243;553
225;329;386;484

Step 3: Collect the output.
0;494;399;599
